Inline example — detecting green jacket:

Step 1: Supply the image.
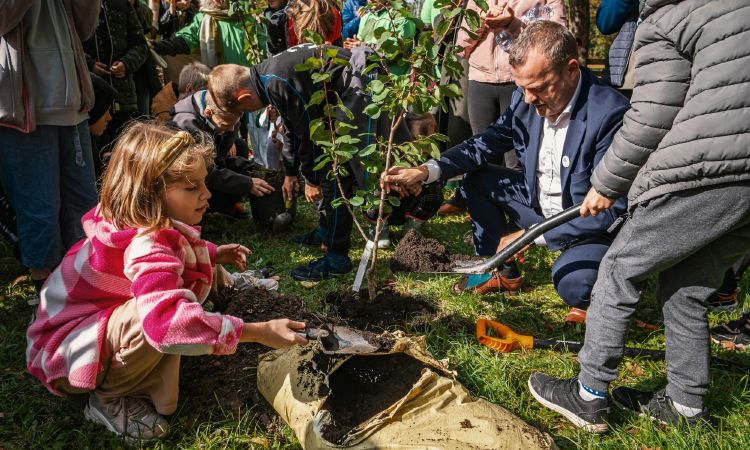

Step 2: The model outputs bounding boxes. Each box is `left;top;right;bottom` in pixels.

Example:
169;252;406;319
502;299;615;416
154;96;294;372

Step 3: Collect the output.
176;12;265;67
357;7;415;76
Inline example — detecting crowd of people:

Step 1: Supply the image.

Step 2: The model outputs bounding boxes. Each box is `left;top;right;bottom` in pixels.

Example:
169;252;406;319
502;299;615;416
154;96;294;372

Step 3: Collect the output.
1;0;749;445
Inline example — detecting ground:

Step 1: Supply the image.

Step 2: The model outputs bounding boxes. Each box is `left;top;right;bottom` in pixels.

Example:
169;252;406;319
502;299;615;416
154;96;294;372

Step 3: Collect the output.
1;197;749;450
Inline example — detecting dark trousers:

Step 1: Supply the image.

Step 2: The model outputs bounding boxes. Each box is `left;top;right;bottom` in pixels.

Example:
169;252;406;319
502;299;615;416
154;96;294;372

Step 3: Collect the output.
467;80;521;171
462;164;609;308
207;138;252;212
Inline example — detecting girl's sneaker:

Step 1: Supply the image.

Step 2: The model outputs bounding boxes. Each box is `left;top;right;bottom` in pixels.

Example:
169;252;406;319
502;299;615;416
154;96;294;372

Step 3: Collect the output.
232;271;279;291
84;393;169;446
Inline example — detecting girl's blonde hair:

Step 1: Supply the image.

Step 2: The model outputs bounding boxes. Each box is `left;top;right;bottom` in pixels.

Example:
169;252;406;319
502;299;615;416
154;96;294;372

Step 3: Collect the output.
288;0;338;44
99;122;215;234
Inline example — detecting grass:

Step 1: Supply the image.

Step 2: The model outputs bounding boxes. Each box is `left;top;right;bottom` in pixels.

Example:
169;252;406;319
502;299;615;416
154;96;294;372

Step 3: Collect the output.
1;197;749;449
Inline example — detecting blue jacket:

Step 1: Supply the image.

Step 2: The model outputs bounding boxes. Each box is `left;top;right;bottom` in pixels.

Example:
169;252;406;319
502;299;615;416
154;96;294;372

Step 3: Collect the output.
435;68;631;252
596;0;639;35
342;0;367;39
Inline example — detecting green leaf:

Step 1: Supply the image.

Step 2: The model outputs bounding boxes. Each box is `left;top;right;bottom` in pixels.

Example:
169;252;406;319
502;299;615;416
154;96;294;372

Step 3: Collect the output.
294;63;314;72
388;196;401;207
311;72;332;83
436;17;451;35
359;144;378;157
474;0;489;12
431;133;449;142
349;196;364;206
382;204;393;214
331;197;346;208
331;58;351;68
333;91;355;120
406;16;424;31
338;166;349;177
465;9;482;31
439;83;461;98
313;157;331;171
323;47;339;58
302;29;323;45
362;62;380;75
363;103;381;119
368;79;385;94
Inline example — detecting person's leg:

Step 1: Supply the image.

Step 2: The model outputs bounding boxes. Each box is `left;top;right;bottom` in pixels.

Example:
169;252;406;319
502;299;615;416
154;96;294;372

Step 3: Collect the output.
320;162;358;256
467;81;503;135
494;83;522;172
551;237;611;309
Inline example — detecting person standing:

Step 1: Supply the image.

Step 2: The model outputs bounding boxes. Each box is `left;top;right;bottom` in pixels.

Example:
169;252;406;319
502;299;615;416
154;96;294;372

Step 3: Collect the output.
0;0;101;298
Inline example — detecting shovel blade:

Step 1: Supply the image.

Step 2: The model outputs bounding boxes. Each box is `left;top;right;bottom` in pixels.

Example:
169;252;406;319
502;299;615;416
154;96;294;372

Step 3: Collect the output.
272;212;293;234
317;325;380;355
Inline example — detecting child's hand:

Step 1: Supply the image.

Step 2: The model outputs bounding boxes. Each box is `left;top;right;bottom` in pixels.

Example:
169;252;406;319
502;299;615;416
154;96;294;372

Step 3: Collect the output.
110;61;126;78
216;244;251;270
240;319;309;348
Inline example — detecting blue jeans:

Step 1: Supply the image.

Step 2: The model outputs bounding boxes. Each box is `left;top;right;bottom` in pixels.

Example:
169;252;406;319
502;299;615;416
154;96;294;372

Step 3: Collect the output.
0;122;97;269
462;164;610;308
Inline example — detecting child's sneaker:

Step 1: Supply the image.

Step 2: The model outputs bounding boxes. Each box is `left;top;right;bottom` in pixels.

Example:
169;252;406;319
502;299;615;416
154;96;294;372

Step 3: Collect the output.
527;373;610;433
611;387;711;428
710;309;750;350
707;288;740;313
83;393;169;446
232;271;278;291
291;227;325;248
291;254;352;281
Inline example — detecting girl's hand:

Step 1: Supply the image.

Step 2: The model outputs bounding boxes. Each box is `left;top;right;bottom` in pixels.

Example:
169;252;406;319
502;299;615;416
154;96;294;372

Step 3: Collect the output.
240;319;308;348
216;244;251;270
343;38;363;50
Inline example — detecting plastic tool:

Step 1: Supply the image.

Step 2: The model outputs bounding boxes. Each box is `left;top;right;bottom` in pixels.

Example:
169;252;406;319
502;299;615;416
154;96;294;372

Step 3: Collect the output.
295;324;380;355
272;199;294;234
476;319;750;372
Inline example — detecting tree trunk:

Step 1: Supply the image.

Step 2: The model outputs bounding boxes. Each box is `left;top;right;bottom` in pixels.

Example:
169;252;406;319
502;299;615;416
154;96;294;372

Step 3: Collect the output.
567;0;589;65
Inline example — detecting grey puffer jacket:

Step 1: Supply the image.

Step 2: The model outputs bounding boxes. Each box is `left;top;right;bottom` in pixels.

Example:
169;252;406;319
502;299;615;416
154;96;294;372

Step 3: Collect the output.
591;0;750;205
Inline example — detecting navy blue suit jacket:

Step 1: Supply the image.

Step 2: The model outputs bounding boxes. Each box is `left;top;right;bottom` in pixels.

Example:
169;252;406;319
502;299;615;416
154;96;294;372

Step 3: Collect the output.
436;67;630;252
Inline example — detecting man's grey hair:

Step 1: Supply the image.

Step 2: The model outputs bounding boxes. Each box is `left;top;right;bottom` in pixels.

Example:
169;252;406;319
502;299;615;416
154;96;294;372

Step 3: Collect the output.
199;0;225;11
178;62;211;98
508;21;578;73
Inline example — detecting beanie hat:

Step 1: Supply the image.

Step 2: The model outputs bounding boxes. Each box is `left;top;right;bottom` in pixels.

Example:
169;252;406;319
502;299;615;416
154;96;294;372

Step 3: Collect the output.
88;73;118;124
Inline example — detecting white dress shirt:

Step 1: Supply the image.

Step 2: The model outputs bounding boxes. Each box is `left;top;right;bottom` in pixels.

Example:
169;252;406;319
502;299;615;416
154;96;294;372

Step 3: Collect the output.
423;71;583;247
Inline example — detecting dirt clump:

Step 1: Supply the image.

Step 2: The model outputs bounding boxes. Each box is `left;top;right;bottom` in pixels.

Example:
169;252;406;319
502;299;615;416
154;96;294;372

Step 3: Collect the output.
178;287;322;433
390;230;475;273
325;286;437;330
250;166;285;183
320;353;433;444
460;419;473;428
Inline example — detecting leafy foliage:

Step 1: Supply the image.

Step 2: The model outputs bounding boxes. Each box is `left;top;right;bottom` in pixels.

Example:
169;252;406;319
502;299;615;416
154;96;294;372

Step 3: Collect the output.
229;0;269;66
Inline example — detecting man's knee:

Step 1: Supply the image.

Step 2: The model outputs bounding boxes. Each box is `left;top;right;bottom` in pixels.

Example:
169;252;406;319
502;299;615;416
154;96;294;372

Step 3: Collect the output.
554;267;598;308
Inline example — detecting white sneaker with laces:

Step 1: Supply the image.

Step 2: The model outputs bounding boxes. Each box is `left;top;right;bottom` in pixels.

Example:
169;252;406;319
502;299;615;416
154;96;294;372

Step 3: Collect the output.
232;271;278;291
83;393;169;446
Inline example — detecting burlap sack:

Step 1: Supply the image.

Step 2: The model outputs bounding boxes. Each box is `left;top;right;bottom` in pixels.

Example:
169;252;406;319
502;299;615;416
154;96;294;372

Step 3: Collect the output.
257;333;557;450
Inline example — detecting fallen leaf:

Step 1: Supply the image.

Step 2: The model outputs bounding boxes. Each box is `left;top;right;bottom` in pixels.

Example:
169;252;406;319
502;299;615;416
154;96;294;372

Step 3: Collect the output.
300;281;318;289
631;318;646;328
544;322;556;330
0;412;4;419
721;341;736;351
11;276;26;288
250;436;270;449
626;363;644;376
641;446;661;450
644;324;658;332
627;427;637;434
0;295;4;301
270;275;280;281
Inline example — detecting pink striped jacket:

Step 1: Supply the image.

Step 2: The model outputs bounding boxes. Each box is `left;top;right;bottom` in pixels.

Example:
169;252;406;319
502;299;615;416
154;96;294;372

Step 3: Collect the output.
26;206;244;395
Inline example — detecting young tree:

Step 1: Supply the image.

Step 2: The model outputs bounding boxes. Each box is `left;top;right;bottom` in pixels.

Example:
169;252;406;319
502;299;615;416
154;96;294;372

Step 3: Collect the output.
297;0;485;299
228;0;269;66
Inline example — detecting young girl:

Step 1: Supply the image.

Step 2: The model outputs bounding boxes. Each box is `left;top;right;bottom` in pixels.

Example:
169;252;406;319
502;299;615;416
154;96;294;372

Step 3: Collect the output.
26;123;307;445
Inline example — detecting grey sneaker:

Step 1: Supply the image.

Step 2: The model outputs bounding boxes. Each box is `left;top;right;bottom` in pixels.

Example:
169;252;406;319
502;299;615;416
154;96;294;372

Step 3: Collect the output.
84;394;169;445
528;373;610;433
232;271;278;291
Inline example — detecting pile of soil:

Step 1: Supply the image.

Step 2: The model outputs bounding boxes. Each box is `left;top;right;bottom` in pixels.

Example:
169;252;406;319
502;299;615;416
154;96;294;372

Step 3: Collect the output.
326;286;437;330
319;353;433;444
390;230;475;273
178;288;322;432
250;167;285;183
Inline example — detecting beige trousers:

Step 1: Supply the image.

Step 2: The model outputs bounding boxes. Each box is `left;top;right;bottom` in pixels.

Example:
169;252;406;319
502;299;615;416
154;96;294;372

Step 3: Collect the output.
52;265;233;415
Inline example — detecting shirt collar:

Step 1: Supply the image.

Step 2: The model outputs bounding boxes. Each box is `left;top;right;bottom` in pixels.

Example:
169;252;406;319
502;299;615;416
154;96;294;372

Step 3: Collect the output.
547;69;582;126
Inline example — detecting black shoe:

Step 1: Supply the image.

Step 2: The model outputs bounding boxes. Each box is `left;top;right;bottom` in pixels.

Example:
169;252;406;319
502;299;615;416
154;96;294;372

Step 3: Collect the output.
707;289;740;313
291;228;325;248
291;255;353;282
710;309;750;350
611;387;711;428
528;373;609;433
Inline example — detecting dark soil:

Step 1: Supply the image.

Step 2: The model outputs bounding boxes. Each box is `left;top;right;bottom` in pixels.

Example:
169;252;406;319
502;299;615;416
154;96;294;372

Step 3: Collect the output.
325;286;437;330
178;287;323;432
460;419;473;428
250;166;285;184
390;230;475;273
319;353;433;444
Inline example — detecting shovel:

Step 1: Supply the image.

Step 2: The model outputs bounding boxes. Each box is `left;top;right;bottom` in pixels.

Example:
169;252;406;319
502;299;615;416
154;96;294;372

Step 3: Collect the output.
272;199;294;234
434;202;584;274
476;319;750;372
296;324;380;355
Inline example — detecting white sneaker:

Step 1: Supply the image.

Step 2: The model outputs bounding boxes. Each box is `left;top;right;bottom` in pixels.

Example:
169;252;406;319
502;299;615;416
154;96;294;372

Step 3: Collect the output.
83;393;169;446
232;271;279;291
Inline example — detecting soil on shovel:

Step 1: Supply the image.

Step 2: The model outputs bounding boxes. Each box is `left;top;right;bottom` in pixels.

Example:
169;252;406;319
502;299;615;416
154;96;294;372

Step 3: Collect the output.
319;353;434;444
178;287;322;433
325;286;437;330
390;230;475;273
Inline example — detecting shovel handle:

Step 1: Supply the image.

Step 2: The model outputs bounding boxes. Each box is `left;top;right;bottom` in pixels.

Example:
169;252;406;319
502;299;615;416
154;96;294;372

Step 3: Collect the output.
476;319;534;353
454;203;583;274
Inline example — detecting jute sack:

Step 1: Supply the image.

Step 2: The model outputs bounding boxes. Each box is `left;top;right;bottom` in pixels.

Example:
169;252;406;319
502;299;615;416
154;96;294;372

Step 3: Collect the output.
257;333;558;450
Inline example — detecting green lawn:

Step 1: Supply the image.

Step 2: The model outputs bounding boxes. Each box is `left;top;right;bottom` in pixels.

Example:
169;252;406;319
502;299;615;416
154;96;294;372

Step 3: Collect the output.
1;198;749;449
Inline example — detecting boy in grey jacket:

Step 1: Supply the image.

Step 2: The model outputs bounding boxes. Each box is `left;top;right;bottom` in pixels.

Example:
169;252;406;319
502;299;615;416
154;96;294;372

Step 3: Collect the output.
0;0;101;296
528;0;750;432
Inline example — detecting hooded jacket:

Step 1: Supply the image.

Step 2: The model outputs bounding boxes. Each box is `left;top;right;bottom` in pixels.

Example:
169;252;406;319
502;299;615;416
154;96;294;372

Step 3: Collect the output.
0;0;101;132
591;0;750;205
82;0;149;115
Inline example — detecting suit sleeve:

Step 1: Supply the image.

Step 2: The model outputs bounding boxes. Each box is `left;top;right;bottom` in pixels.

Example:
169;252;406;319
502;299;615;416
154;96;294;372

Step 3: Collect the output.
543;103;630;252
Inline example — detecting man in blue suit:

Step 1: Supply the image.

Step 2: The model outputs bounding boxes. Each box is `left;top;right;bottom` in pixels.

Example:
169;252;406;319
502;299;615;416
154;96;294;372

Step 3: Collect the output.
382;21;630;323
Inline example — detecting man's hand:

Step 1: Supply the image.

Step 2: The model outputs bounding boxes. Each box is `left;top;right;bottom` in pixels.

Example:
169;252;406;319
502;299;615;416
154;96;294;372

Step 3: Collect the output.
250;178;275;196
482;2;515;30
272;136;282;150
343;38;363;50
216;243;251;270
110;61;126;78
92;62;111;76
406;182;422;196
580;187;617;217
267;105;279;123
228;143;237;157
282;175;298;201
380;165;428;194
305;184;323;202
496;229;530;262
240;319;309;348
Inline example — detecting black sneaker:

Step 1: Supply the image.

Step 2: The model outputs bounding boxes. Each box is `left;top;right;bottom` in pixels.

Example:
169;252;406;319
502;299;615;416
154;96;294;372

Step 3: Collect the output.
291;228;325;248
710;309;750;350
291;255;352;281
707;288;740;313
611;387;711;428
528;373;610;433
